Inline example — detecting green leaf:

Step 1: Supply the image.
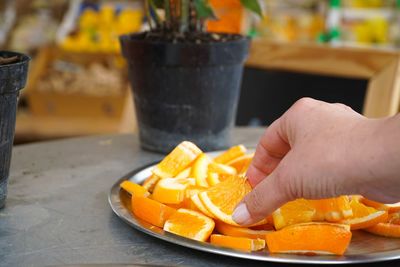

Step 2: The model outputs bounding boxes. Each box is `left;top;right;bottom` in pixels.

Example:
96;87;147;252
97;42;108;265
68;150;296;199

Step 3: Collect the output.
240;0;263;17
194;0;216;20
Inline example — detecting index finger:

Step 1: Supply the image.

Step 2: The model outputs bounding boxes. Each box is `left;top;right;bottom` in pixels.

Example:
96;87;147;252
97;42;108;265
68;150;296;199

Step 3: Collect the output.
246;117;290;187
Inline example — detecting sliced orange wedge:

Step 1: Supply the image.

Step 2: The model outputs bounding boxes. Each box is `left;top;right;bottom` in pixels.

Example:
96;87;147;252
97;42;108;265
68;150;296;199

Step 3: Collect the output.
206;172;221;186
191;153;212;187
132;196;176;228
215;221;272;240
360;197;400;213
226;153;254;173
199;175;255;226
273;197;354;230
266;223;352;256
214;145;247;164
365;212;400;238
210;234;265;252
164;208;215;241
120;180;150;197
175;167;192;179
340;199;388;230
152;141;202;179
310;196;353;222
208;162;237;175
190;193;216;218
152;178;195;204
142;174;160;193
273;199;316;230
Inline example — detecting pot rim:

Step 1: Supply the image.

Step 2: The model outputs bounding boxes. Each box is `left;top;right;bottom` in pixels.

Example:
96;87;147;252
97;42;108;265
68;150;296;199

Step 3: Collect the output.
119;31;250;47
0;51;31;68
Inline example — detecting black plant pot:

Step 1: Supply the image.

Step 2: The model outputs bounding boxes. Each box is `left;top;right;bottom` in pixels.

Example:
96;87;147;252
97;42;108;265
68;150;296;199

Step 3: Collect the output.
0;51;30;208
120;33;250;153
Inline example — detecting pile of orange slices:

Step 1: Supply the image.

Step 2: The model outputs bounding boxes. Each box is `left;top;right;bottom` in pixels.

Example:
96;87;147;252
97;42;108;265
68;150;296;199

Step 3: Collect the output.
120;141;400;256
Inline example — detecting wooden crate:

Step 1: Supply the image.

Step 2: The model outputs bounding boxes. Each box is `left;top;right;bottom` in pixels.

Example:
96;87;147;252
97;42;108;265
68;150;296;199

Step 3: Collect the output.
18;46;137;140
25;46;129;118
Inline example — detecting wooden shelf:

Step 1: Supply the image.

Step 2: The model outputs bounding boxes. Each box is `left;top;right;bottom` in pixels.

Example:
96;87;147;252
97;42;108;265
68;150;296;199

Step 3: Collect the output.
246;40;400;118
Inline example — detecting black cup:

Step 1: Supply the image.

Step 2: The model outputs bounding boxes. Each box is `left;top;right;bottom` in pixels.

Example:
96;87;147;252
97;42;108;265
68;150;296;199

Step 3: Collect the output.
0;51;30;208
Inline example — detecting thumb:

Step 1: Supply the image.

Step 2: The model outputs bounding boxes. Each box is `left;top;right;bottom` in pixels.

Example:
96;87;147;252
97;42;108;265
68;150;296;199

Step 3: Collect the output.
232;164;294;226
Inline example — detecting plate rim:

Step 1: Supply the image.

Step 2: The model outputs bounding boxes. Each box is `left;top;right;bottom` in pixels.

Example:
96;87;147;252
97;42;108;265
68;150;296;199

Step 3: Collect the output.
108;155;400;265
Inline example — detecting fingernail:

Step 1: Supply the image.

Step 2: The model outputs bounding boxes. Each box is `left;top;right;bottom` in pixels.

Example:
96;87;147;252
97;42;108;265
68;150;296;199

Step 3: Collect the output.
232;203;252;225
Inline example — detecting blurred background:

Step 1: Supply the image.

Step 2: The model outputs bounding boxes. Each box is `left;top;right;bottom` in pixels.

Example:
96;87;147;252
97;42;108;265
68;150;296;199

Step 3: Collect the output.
1;0;400;144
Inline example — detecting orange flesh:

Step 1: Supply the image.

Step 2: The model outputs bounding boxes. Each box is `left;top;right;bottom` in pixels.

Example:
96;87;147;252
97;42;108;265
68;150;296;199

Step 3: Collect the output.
142;175;160;193
341;199;388;230
131;196;176;228
210;234;265;252
226;153;254;173
266;223;352;255
365;212;400;238
216;221;272;240
361;197;400;213
164;209;215;241
202;175;251;216
153;141;202;178
213;145;246;164
120;180;149;197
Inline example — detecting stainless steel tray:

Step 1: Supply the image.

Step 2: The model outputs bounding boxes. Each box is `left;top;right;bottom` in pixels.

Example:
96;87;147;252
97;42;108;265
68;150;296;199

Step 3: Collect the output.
108;152;400;264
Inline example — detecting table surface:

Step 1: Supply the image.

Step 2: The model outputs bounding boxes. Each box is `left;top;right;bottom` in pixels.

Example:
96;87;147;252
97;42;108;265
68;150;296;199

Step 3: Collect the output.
1;128;399;267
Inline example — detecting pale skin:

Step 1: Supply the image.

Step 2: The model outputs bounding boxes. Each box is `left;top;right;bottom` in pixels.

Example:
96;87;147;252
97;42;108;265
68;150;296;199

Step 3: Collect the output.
233;97;400;226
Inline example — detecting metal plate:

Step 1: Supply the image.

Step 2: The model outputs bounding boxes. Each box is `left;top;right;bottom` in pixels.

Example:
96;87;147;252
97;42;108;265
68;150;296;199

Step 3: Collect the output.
109;152;400;264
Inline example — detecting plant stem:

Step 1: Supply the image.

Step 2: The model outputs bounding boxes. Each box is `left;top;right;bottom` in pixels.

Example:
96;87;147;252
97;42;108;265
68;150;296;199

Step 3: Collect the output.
149;0;162;28
180;0;189;33
144;0;154;30
164;0;171;30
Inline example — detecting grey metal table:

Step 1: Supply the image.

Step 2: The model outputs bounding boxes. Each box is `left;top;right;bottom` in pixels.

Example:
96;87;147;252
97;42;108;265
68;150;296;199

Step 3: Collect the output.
1;128;399;267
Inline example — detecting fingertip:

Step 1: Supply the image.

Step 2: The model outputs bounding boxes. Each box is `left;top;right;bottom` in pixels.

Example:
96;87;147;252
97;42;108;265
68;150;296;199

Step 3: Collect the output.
232;202;252;225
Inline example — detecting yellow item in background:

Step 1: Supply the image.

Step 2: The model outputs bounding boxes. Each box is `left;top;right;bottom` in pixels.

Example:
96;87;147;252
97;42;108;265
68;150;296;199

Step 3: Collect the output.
353;17;389;44
61;5;143;53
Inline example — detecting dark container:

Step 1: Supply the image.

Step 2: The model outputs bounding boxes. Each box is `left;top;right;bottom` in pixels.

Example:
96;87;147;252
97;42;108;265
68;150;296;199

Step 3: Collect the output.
120;33;249;153
0;51;30;208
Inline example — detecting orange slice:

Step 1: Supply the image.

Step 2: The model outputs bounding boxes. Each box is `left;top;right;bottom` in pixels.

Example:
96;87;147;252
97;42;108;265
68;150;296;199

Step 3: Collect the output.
215;221;272;240
266;223;352;256
132;196;176;228
214;145;247;164
206;172;221;186
142;174;160;193
208;162;237;175
310;196;353;222
273;197;353;230
365;212;400;238
199;175;254;226
210;234;265;252
190;193;216;218
164;208;215;241
152;141;202;178
175;167;192;179
120;180;150;197
226;153;254;173
340;198;388;230
191;153;212;187
170;185;202;210
272;199;316;230
152;178;195;204
360;197;400;213
250;215;275;230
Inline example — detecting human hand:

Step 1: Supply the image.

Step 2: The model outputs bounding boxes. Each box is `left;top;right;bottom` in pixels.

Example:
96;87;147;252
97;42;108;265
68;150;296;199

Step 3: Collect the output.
233;98;400;226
